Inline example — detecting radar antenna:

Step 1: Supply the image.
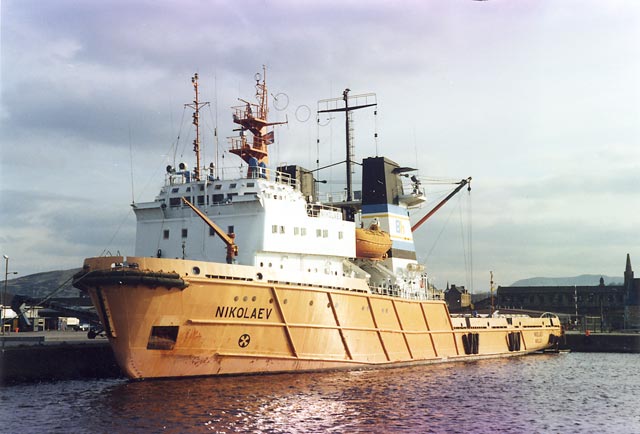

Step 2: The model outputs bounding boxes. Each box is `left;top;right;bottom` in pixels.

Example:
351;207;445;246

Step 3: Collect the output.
317;90;377;202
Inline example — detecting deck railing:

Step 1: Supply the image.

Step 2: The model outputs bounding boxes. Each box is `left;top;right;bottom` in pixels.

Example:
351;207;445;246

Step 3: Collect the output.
164;165;298;189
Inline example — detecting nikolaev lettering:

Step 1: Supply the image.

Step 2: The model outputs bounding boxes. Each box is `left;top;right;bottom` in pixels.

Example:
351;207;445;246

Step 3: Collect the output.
215;305;273;320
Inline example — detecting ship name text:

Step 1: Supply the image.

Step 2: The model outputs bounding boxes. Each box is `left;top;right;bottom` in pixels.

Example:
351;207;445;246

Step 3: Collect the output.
215;306;273;320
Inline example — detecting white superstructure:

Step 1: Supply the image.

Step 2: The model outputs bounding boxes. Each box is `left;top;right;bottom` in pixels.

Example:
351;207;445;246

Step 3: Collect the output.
134;168;357;281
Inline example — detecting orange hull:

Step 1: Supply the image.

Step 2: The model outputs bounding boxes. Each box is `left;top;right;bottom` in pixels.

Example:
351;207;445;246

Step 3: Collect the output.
74;256;563;380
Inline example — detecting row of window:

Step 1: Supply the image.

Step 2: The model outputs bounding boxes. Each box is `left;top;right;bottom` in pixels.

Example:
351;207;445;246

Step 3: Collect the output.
270;225;343;239
163;225;235;240
171;182;256;194
502;294;624;305
166;190;295;208
168;192;258;207
162;224;344;241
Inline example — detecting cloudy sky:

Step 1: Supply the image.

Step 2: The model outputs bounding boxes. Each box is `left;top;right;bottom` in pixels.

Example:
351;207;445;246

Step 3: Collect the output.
1;0;638;291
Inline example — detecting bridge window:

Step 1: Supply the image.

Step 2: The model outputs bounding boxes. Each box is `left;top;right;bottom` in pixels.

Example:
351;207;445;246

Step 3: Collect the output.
182;228;188;238
214;184;222;190
212;194;224;203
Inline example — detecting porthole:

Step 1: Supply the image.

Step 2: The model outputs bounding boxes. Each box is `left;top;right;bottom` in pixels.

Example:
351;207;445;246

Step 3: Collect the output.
243;296;248;302
234;296;239;302
192;266;201;275
269;298;274;304
309;300;314;306
283;299;288;304
252;296;257;302
256;272;263;280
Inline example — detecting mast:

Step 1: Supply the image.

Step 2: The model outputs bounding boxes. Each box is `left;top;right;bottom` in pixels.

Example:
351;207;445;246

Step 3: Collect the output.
229;66;286;172
343;89;353;202
185;73;210;181
490;271;495;315
318;89;376;202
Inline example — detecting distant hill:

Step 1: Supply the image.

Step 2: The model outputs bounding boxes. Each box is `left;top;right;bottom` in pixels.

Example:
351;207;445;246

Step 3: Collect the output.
3;269;82;300
510;274;623;287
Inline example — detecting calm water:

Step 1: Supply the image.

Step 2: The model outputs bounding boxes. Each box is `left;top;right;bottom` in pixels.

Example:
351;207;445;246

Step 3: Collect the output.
2;353;639;433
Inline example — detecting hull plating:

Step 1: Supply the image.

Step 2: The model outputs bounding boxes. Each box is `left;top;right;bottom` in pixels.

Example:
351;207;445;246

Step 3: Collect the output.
76;256;562;380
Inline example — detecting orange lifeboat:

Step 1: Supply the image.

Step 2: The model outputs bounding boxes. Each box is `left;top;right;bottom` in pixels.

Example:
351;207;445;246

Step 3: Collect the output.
355;223;392;260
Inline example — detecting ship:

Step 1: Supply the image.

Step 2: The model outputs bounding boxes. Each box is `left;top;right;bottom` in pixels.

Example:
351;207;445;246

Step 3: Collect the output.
73;69;563;380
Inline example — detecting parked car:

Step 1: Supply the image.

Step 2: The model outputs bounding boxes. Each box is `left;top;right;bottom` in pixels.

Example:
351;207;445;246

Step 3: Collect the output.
75;323;90;331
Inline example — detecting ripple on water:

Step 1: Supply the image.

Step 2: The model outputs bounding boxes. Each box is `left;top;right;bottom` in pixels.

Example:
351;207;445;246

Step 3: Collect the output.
1;353;639;433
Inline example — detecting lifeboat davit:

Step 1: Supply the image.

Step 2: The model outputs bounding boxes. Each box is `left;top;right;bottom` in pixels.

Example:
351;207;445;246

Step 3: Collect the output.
355;224;392;260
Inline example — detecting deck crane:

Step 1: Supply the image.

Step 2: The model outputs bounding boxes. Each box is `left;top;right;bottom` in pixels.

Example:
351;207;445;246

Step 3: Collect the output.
411;177;472;232
181;197;238;264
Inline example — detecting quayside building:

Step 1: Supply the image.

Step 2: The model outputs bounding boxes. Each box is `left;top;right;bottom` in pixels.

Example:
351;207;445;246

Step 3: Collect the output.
497;254;640;331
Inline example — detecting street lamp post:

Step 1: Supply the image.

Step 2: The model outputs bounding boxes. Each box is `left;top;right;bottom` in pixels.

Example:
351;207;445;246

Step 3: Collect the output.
2;255;8;336
2;255;17;337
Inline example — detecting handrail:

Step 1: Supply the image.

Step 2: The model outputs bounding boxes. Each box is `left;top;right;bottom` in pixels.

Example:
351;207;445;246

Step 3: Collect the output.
165;166;298;189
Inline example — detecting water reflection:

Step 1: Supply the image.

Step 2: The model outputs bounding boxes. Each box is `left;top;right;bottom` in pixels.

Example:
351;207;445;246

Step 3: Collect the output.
4;354;640;433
